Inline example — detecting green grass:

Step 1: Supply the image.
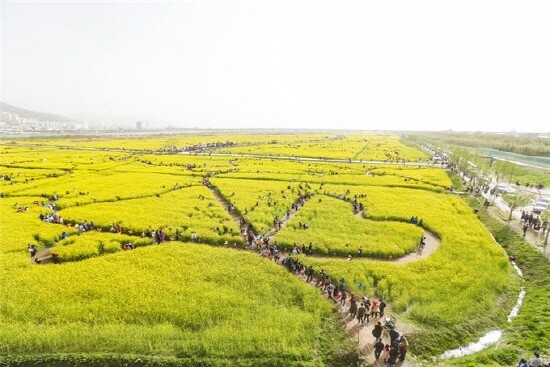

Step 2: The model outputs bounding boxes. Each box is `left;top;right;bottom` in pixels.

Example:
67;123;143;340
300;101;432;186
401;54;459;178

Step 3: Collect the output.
442;197;550;366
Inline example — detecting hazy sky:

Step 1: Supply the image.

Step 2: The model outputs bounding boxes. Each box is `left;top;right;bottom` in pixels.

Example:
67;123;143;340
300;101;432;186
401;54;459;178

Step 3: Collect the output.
1;1;549;131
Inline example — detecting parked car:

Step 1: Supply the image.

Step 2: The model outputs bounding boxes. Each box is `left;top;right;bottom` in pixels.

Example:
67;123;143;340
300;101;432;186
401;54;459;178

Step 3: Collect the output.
533;206;547;214
497;184;516;194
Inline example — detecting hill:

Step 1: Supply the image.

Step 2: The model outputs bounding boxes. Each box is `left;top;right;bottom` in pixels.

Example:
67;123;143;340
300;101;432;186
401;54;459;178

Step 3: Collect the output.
0;101;75;123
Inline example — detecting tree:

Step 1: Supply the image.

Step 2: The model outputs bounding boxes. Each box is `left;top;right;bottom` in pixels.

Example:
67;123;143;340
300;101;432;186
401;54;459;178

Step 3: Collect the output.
502;190;533;221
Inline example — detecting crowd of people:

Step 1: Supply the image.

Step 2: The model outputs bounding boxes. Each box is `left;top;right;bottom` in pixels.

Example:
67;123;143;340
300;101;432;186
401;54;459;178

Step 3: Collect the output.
271;252;409;365
373;329;408;366
520;211;548;237
20;162;546;366
449;162;548;241
408;216;424;227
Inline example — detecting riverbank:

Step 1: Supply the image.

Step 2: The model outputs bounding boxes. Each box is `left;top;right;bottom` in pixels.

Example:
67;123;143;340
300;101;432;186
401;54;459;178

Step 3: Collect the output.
441;196;550;366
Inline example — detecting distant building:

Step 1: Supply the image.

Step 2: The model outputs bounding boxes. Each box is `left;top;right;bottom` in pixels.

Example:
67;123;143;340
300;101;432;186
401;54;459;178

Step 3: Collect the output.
136;121;148;129
1;112;19;122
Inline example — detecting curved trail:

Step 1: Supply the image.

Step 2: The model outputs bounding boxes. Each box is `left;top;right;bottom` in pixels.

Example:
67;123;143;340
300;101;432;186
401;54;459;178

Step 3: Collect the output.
395;231;440;263
262;198;310;238
353;210;440;263
33;248;53;264
208;186;442;264
33;188;442;266
208;184;418;366
31;182;437;365
313;276;415;367
260;195;442;264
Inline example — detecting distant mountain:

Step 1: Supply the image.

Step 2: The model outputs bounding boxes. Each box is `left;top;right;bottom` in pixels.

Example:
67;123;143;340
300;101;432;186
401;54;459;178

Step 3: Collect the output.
0;102;75;123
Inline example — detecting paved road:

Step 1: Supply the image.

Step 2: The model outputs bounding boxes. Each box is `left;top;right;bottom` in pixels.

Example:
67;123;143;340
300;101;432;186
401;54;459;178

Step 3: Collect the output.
485;204;550;259
461;175;550;258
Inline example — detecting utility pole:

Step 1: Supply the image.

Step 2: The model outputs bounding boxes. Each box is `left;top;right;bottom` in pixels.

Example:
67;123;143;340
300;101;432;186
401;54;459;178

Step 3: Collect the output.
543;209;550;247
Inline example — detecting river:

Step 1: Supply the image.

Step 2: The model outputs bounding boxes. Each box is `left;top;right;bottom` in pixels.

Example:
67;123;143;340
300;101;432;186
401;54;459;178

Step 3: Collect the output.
477;148;550;171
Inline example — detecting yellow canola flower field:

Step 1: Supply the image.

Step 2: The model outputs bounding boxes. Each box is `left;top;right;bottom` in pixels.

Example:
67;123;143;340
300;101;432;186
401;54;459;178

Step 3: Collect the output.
51;232;153;261
216;171;446;192
0;135;518;363
60;186;242;245
301;184;517;353
7;134;428;161
0;244;347;363
273;196;423;257
211;177;306;233
0;197;78;253
14;170;199;208
216;135;428;161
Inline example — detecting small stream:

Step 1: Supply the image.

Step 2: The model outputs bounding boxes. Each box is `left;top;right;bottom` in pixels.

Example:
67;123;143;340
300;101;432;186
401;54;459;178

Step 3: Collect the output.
441;330;503;359
507;287;526;323
512;261;523;277
441;263;525;359
477;148;550;170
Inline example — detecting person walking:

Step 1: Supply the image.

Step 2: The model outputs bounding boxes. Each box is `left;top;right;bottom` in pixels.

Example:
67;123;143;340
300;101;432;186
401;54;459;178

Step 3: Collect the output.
340;289;347;306
357;303;366;325
419;235;426;248
387;341;400;366
529;353;543;367
379;299;387;317
349;298;357;318
326;282;335;300
306;266;314;283
28;244;36;257
372;321;383;341
371;299;380;318
389;327;400;345
332;285;339;300
316;269;326;288
517;358;529;367
374;338;385;361
380;344;390;365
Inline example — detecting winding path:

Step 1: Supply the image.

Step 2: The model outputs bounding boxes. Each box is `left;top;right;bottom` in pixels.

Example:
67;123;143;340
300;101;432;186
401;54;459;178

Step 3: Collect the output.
33;247;54;264
208;184;419;365
207;184;256;243
260;194;442;264
33;187;442;266
262;198;310;239
319;280;416;367
394;230;440;264
353;210;441;263
30;179;440;366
